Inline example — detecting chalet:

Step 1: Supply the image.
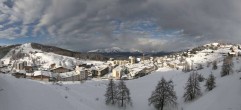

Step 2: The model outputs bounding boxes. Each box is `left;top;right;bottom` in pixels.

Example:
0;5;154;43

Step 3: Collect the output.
12;70;26;78
228;52;237;57
91;66;109;77
97;66;109;77
129;68;144;78
24;66;34;73
57;71;88;81
51;67;72;73
77;64;92;68
32;71;52;82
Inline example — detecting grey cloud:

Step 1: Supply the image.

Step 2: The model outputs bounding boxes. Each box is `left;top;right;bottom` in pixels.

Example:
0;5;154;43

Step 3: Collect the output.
1;0;241;52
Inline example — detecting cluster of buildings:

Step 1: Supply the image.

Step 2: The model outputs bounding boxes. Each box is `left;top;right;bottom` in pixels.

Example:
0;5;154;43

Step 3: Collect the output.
0;55;157;82
154;43;241;72
0;60;110;82
2;43;239;82
110;56;156;80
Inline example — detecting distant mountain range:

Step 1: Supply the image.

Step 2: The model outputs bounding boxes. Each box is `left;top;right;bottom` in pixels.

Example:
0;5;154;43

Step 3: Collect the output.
88;47;142;53
0;43;172;62
88;47;172;59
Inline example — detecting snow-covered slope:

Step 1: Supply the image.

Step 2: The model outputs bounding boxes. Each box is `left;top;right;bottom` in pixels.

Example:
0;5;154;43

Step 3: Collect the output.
1;63;241;110
1;43;104;69
0;75;77;110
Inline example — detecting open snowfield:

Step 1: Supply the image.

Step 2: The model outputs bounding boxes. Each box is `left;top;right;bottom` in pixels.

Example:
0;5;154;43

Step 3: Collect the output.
1;62;241;110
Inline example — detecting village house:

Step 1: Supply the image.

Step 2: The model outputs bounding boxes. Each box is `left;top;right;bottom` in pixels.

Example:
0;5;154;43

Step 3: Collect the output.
228;47;238;57
129;56;136;64
13;61;28;70
32;70;52;82
125;63;155;79
75;66;89;80
114;60;129;66
112;66;124;79
56;71;87;82
228;52;237;57
129;67;144;78
24;66;34;73
12;70;26;78
77;63;92;68
51;67;72;73
91;65;109;77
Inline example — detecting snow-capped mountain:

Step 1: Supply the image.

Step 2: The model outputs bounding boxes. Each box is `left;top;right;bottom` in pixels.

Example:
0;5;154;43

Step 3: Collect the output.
88;47;126;53
88;47;142;53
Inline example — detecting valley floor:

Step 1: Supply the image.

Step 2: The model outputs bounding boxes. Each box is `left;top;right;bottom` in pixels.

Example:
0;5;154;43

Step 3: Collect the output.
0;66;241;110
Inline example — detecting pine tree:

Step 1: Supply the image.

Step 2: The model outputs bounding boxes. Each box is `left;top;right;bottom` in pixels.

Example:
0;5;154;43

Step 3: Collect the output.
205;74;216;91
116;80;132;107
221;56;233;77
104;79;117;105
183;71;202;102
149;77;177;110
212;60;218;70
197;74;205;82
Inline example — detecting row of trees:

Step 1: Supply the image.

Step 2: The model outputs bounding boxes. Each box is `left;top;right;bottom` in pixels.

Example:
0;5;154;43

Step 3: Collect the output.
105;72;216;110
104;79;132;107
148;56;233;110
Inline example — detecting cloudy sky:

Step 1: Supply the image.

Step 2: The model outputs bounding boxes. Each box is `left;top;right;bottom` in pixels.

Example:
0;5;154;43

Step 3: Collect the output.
0;0;241;52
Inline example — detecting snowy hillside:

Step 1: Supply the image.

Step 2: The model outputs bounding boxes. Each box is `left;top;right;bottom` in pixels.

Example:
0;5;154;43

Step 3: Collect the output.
1;43;104;69
0;43;241;110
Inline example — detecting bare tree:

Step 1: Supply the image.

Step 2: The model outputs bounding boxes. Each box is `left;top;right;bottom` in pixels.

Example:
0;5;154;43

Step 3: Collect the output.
149;77;177;110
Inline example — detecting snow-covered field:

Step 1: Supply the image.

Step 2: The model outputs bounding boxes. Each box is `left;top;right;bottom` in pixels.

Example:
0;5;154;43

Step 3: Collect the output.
1;61;241;110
